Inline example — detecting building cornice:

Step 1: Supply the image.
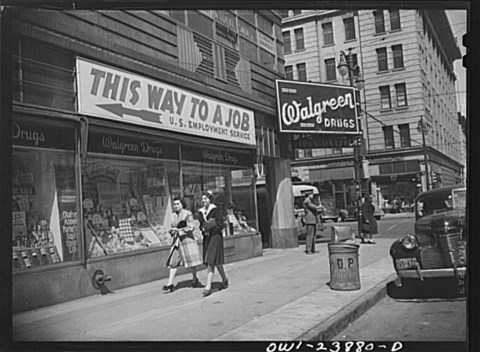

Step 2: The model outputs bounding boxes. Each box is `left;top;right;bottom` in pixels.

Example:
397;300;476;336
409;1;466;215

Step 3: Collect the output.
282;9;352;27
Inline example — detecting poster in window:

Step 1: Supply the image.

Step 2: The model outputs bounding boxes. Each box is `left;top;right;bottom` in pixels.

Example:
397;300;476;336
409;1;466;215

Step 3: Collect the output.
55;166;79;262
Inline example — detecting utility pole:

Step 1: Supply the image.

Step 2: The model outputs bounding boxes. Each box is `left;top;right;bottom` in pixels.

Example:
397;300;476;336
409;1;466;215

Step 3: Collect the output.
337;49;368;238
418;115;430;191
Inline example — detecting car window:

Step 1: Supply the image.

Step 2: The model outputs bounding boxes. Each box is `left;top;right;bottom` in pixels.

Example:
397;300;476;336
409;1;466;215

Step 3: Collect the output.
452;189;466;209
416;189;465;217
311;194;321;206
294;197;304;210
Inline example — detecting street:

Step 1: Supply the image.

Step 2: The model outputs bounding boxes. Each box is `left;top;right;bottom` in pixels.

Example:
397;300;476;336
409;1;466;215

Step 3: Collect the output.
312;213;415;242
334;295;466;341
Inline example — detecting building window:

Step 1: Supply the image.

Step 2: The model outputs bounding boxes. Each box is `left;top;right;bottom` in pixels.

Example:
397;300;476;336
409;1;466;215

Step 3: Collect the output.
294;28;305;50
325;58;336;81
343;17;356;41
395;83;407;107
383;126;395;149
399;124;411;147
293;9;302;16
297;63;307;81
285;65;293;80
376;48;388;71
322;22;334;45
374;10;385;33
379;85;391;109
304;149;312;157
351;53;358;68
392;44;404;68
389;9;401;30
170;10;186;24
213;44;227;81
13;39;75;111
283;31;291;54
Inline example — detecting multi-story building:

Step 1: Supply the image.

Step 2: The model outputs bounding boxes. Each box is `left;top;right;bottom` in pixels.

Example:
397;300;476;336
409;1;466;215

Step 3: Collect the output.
4;7;297;313
282;9;464;213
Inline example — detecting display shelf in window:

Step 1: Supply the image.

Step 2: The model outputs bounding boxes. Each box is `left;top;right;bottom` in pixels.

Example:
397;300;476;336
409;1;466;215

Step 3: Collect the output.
13;245;61;270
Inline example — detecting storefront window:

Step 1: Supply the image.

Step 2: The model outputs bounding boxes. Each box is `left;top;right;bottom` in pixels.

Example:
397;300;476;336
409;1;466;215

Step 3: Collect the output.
82;126;258;258
82;154;181;258
13;120;79;270
182;163;257;236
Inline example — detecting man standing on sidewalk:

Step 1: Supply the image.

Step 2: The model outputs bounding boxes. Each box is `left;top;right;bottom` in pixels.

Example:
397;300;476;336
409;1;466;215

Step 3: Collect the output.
303;190;318;254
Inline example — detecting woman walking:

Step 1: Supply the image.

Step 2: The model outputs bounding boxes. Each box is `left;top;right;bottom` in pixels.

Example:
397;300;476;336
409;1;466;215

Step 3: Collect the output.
360;195;378;244
163;196;203;293
198;191;229;297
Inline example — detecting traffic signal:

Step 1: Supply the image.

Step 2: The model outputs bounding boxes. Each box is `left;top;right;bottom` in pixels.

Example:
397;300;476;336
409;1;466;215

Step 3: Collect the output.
432;172;437;184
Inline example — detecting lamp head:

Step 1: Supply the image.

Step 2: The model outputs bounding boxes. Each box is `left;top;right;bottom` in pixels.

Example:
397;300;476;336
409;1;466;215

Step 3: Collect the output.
337;51;349;77
355;73;365;90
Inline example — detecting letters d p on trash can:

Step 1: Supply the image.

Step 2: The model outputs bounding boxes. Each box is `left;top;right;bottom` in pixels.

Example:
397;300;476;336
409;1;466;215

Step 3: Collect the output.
328;243;360;291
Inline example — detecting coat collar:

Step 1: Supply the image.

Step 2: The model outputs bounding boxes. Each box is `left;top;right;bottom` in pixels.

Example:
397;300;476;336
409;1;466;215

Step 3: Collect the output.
200;203;216;217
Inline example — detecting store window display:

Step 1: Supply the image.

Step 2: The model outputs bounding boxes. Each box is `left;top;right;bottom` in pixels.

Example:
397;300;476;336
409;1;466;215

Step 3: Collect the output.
182;163;257;236
12;147;79;270
82;156;181;258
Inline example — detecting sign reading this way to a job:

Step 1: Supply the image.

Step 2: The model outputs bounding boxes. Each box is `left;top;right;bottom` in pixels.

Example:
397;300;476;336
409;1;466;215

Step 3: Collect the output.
76;57;256;146
276;80;360;134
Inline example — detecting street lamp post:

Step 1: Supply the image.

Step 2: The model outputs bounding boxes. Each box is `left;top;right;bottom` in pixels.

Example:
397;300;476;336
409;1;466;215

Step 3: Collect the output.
418;115;430;191
337;48;367;239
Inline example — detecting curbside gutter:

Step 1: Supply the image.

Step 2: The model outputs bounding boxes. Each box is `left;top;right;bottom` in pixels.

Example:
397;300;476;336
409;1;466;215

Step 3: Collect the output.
297;273;398;341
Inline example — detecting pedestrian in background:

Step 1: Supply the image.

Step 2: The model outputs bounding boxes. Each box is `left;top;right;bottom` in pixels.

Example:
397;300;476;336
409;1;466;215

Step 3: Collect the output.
303;190;318;254
360;194;378;244
198;191;229;297
163;196;203;293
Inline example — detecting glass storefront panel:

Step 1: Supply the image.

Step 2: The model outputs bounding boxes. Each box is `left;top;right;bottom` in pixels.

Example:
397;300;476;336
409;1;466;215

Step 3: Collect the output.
182;162;257;236
13;147;79;269
82;155;180;258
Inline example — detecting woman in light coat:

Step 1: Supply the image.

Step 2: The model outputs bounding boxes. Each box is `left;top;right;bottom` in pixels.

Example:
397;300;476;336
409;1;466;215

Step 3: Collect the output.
163;196;203;293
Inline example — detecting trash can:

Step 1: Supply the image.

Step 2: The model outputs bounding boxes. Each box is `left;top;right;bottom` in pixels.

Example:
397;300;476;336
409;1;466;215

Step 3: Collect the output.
328;243;360;291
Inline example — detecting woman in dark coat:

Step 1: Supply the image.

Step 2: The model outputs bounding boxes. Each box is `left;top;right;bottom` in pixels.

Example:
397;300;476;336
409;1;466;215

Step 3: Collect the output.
198;191;229;297
361;194;378;244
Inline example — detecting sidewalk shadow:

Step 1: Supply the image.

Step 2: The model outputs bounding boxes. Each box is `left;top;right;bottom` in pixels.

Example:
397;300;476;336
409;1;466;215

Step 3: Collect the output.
174;279;205;290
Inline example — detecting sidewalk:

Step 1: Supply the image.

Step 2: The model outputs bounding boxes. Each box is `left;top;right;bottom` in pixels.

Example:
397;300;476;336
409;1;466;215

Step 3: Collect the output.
12;235;397;342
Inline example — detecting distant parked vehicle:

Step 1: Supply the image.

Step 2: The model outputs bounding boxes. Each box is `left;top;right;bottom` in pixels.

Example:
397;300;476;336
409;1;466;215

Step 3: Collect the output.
388;185;466;299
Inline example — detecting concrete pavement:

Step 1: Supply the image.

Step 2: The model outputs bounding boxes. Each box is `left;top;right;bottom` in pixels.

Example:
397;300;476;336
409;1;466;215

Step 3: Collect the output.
13;234;398;342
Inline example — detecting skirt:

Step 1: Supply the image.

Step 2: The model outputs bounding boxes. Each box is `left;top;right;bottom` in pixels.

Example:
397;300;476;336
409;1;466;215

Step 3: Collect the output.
165;235;202;268
202;232;225;266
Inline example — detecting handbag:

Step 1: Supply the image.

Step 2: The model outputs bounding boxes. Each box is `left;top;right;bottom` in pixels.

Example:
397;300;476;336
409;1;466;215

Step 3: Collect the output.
361;218;370;233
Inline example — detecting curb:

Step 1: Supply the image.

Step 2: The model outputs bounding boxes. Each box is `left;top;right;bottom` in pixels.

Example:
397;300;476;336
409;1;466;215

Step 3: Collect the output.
297;273;398;341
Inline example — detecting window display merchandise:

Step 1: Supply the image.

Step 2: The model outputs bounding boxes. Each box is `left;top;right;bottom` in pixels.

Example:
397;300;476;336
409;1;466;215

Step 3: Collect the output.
12;123;258;270
82;156;180;258
12;148;79;269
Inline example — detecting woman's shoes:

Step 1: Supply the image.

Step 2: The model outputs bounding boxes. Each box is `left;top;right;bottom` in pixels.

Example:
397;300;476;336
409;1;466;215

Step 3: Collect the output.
191;278;201;288
202;288;212;297
162;284;175;293
221;279;229;290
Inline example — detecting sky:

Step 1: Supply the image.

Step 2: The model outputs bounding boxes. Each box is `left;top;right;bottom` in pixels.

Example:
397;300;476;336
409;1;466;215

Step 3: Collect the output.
446;10;468;116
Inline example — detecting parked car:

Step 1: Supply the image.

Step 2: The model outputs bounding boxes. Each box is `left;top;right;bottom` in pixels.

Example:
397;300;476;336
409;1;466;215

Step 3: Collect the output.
387;185;466;299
